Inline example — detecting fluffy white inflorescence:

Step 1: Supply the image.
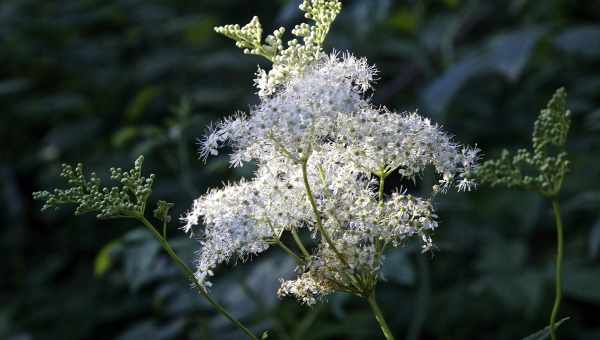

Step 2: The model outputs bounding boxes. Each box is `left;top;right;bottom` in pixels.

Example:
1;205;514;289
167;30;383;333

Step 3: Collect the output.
199;53;375;167
185;47;478;301
337;107;478;191
182;156;312;286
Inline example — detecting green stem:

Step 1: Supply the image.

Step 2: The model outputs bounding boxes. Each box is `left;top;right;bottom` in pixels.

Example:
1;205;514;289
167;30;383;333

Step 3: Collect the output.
137;215;259;340
367;292;395;340
292;304;324;340
316;164;346;232
301;158;364;291
376;172;386;257
300;159;348;268
274;238;304;265
549;200;564;340
291;228;311;259
378;173;385;206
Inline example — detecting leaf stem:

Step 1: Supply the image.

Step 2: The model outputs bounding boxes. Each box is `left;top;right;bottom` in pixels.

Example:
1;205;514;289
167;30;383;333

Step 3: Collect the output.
300;158;348;269
367;292;395;340
375;172;386;258
549;199;564;340
291;228;311;259
136;215;259;340
274;238;305;265
300;158;364;291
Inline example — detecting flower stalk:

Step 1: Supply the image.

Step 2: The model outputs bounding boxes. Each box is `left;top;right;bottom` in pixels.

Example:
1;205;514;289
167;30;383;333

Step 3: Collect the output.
476;88;571;339
291;228;311;259
33;156;260;340
549;199;564;340
301;157;349;269
185;0;477;335
136;215;259;340
367;292;395;340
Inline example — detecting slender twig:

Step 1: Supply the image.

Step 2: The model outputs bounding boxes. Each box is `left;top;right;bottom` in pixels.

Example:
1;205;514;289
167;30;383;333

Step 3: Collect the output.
378;172;386;206
375;171;386;257
316;164;345;230
274;238;305;265
265;220;304;264
549;199;564;340
301;158;347;268
136;215;259;340
291;228;311;259
300;157;364;291
367;292;396;340
292;304;325;340
240;279;292;340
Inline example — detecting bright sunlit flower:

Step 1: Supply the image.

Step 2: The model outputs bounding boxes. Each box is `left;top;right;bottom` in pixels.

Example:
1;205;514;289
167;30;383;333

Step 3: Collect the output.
186;0;479;305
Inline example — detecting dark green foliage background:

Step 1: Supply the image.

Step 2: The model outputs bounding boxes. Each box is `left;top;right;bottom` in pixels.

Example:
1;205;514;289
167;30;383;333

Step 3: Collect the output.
1;0;599;339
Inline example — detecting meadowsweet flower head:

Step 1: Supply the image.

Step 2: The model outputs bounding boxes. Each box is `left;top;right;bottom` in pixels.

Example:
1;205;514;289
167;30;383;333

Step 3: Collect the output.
337;107;478;190
199;53;376;166
186;0;479;302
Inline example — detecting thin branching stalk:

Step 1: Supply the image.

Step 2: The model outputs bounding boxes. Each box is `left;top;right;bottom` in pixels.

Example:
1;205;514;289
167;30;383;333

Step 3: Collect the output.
375;171;387;258
302;157;396;339
367;292;395;340
301;158;348;268
549;199;564;340
274;238;305;265
300;157;365;292
136;215;259;340
291;228;311;259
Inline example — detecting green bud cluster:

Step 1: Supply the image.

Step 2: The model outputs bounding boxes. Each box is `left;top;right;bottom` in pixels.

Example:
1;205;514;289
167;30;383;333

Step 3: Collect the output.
153;200;174;224
214;16;283;60
214;0;341;95
33;156;155;219
476;88;571;197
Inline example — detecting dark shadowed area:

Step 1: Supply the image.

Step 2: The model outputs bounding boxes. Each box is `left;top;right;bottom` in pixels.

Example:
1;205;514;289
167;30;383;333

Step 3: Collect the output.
1;0;599;339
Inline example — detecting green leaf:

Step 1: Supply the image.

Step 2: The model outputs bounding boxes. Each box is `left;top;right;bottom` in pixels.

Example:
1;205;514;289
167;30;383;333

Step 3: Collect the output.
122;229;162;290
261;331;270;339
563;266;600;303
114;319;185;340
486;28;545;81
387;8;419;33
554;26;600;59
0;78;31;96
125;86;161;122
381;250;415;285
94;239;122;277
183;17;216;46
111;127;141;148
521;317;570;340
589;219;600;258
422;28;544;115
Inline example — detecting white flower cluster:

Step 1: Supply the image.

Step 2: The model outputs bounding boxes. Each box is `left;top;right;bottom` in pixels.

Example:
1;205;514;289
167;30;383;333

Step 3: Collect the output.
186;1;478;305
199;53;375;167
184;50;478;304
337;107;479;192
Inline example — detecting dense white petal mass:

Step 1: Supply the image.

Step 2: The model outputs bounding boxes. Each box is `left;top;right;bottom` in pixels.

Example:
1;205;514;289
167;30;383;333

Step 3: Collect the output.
186;50;478;299
199;53;376;166
337;108;478;190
